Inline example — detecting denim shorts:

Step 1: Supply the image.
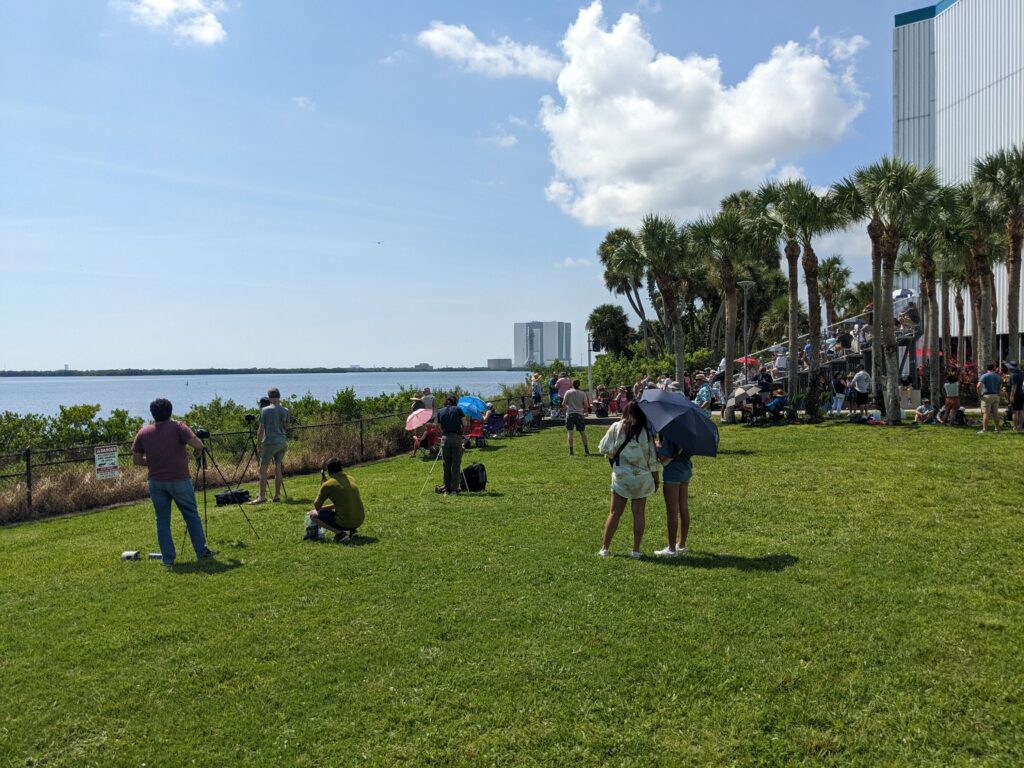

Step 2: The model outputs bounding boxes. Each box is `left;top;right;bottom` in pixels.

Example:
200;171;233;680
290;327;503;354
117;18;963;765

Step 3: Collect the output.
662;459;693;484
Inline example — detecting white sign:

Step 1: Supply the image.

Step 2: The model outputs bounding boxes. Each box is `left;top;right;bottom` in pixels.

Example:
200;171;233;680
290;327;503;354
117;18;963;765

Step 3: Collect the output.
95;445;120;480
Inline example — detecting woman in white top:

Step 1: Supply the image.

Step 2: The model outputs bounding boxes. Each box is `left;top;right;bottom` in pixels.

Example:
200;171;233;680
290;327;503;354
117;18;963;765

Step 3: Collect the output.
597;400;660;559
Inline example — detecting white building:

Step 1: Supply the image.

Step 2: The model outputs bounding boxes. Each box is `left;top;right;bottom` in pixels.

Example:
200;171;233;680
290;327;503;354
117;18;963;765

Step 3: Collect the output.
893;0;1024;343
513;322;571;367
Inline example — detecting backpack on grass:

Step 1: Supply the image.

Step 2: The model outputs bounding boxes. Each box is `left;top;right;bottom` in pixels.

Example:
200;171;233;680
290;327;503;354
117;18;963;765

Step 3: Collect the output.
460;463;487;492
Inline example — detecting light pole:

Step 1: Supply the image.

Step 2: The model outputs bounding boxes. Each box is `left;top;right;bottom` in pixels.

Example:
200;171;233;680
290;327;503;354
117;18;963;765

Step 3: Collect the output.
587;332;594;397
738;281;756;384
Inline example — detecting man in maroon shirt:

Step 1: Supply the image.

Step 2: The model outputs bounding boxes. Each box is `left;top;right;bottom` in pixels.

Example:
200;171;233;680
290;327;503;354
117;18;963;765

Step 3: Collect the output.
132;398;215;566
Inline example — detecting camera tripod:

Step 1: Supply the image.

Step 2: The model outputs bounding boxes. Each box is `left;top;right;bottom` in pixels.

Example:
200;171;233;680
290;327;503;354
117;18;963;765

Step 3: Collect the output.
232;422;288;500
185;443;260;548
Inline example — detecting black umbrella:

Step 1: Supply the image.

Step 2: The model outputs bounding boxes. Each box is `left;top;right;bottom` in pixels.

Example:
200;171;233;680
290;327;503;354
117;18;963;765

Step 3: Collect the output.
638;389;719;458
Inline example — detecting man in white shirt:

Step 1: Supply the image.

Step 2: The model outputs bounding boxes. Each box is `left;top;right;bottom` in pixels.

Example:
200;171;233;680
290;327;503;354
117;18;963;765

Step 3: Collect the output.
851;364;872;417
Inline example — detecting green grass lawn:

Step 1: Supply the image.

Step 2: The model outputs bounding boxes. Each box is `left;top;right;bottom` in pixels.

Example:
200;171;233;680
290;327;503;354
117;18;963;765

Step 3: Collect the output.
2;422;1022;767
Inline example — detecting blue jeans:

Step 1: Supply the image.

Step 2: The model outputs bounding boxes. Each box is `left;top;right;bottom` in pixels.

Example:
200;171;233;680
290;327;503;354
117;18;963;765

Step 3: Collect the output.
149;478;208;565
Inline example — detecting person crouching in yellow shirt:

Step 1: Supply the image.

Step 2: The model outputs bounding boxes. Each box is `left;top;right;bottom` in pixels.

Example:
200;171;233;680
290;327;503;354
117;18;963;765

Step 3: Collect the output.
304;457;365;543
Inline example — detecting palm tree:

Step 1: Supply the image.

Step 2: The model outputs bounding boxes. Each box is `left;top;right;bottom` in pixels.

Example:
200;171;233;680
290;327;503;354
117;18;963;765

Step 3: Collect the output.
597;228;659;353
954;182;1004;367
757;182;802;403
757;294;807;348
818;255;852;329
837;158;937;424
837;280;874;320
974;144;1024;364
689;208;748;418
901;184;954;399
637;214;690;382
587;304;635;356
760;180;842;419
833;169;886;414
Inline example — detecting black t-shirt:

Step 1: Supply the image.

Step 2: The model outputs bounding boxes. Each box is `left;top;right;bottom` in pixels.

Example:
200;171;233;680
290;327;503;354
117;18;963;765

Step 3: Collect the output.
438;405;465;435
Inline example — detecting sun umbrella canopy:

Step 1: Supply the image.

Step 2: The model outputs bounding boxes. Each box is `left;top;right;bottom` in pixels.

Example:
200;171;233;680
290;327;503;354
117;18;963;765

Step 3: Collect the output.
726;384;760;408
893;288;915;300
405;408;434;431
638;389;719;458
457;396;487;419
734;357;758;366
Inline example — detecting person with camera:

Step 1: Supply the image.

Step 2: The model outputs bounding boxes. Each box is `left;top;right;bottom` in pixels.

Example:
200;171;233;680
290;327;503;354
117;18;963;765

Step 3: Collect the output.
437;395;465;495
304;457;365;542
252;387;290;504
132;398;216;567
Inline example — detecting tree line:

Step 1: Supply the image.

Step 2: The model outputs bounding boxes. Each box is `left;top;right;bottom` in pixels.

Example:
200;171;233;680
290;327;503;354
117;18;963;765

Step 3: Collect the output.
585;146;1024;425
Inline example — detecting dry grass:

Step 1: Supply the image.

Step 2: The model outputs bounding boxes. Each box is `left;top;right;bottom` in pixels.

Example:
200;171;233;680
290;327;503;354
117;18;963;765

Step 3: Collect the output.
0;420;416;525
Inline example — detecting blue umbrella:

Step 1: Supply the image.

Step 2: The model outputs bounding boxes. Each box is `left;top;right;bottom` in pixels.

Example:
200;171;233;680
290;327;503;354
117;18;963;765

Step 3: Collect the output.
638;388;719;458
457;395;487;419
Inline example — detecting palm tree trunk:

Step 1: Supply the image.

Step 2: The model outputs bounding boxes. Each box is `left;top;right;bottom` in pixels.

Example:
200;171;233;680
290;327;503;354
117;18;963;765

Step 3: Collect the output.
802;240;823;419
975;250;994;366
940;274;952;368
988;270;999;363
667;298;686;384
1008;217;1023;364
880;233;902;424
921;252;941;400
708;301;723;357
966;262;982;364
722;268;737;423
868;220;883;408
822;288;836;329
955;289;966;363
785;240;800;399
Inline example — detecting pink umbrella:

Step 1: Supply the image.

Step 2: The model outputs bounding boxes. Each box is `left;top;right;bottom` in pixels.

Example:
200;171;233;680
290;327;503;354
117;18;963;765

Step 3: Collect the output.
734;357;759;366
405;408;434;431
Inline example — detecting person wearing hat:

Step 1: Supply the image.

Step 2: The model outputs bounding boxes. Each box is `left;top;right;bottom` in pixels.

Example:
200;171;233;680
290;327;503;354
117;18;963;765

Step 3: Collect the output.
765;385;789;421
1007;360;1024;432
913;397;937;424
531;373;543;405
693;374;713;411
419;387;436;412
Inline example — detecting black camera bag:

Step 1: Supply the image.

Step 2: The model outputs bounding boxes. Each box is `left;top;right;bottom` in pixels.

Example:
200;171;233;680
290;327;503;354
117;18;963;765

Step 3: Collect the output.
460;463;487;492
215;489;251;506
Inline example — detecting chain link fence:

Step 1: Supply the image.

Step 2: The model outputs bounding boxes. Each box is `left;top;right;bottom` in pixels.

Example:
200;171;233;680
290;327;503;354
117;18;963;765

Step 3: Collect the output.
0;395;535;525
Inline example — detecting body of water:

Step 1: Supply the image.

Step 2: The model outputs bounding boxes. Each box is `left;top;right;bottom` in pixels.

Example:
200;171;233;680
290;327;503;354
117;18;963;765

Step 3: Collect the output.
0;371;530;419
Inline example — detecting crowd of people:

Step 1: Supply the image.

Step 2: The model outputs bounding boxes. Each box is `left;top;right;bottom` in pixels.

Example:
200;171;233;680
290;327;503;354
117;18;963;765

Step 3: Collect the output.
130;355;1023;565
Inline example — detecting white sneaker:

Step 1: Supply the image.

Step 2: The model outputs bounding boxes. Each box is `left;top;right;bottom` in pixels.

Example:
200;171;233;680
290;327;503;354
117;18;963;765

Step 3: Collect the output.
630;550;642;559
654;547;677;557
676;546;688;555
597;548;609;557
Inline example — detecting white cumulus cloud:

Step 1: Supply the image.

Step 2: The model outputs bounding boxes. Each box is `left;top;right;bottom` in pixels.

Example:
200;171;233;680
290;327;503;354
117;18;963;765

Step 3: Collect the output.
291;96;316;112
482;132;518;149
539;2;866;227
118;0;228;45
417;21;562;80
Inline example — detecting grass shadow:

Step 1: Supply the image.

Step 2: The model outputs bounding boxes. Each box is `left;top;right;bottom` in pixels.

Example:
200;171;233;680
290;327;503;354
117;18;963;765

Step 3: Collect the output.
170;558;245;575
309;535;380;547
649;551;798;572
717;448;755;456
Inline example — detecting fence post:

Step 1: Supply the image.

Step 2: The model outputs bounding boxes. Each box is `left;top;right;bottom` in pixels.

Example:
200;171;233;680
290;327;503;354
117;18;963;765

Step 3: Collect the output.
359;419;365;462
24;446;32;512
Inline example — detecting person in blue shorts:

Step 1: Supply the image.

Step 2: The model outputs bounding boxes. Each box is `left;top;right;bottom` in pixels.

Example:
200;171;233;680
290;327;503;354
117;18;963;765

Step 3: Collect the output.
653;433;693;557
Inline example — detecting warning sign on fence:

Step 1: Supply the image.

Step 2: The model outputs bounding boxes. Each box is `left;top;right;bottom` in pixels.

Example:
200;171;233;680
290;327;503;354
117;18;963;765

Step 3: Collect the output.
94;445;120;480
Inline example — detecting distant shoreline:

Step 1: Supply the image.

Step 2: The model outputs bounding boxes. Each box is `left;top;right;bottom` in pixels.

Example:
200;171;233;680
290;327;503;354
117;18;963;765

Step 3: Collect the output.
0;367;530;378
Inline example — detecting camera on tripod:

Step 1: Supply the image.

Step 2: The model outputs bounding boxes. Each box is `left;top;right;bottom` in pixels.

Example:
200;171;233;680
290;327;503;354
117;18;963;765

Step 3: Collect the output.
194;426;211;439
244;413;256;424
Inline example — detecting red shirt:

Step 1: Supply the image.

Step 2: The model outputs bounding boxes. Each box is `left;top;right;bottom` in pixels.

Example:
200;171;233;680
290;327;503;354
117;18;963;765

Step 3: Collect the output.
132;421;196;481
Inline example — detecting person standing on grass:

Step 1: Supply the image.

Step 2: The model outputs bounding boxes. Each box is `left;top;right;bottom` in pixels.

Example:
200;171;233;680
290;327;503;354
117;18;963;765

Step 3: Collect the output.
939;372;961;425
851;364;872;417
304;457;365;543
597;401;660;559
653;434;692;558
1007;361;1024;432
437;395;465;494
531;373;543;406
252;387;290;504
976;363;1002;434
563;379;591;456
132;398;216;567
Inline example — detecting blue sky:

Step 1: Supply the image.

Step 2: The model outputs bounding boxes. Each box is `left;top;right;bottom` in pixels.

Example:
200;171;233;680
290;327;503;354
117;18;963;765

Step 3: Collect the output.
0;0;928;369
